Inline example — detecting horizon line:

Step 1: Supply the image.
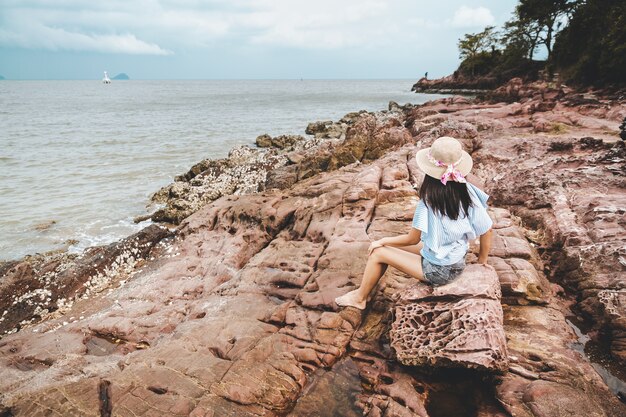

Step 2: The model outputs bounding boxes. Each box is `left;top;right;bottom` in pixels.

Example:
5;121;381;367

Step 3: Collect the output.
0;77;421;81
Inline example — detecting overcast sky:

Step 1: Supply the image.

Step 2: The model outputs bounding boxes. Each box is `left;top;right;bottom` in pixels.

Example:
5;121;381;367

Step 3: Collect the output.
0;0;518;80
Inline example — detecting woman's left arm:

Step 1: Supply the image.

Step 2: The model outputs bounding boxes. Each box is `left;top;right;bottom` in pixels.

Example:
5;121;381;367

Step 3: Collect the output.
378;228;421;247
369;231;419;255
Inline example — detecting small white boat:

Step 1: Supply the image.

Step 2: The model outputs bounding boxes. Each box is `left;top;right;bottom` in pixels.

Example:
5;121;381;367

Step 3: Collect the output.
102;71;111;84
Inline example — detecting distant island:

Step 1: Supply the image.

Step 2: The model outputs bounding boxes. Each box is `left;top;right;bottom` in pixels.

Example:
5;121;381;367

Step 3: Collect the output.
112;73;129;80
0;75;5;80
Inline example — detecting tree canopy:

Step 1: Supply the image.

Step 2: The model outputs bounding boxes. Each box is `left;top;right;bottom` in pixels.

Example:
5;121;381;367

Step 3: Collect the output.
454;0;625;87
552;0;626;85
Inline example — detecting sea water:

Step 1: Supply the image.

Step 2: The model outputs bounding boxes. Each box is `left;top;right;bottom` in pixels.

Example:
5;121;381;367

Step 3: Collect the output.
0;79;446;261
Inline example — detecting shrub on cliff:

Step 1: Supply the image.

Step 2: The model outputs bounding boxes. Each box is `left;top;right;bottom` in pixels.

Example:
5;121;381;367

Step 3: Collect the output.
456;24;542;84
457;26;499;77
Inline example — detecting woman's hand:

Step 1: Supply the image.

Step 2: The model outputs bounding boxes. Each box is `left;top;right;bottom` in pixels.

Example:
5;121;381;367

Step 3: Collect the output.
368;239;384;256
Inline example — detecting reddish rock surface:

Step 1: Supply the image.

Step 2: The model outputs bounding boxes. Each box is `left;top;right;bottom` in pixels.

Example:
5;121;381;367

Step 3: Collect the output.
1;86;625;416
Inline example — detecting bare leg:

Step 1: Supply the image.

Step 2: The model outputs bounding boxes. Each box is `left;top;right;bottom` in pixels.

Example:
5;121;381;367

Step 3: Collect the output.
373;242;421;279
335;245;426;309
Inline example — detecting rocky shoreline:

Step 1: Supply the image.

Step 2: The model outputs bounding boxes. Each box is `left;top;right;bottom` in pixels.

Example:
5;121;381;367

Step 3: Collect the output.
0;79;625;416
411;73;498;95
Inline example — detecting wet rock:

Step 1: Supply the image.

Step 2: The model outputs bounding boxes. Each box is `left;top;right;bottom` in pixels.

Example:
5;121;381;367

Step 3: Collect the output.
597;289;626;362
256;133;305;149
0;224;172;336
305;120;346;139
132;212;153;223
32;220;56;231
495;305;626;417
255;133;272;147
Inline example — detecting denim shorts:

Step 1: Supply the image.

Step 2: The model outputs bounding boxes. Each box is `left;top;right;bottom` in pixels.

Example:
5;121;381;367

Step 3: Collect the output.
421;257;466;286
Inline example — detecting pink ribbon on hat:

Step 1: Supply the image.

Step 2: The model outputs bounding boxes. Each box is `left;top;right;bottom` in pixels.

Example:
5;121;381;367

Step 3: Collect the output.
427;149;467;185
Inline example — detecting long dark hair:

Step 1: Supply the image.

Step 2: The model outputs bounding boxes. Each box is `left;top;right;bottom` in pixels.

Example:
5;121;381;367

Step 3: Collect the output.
419;174;473;220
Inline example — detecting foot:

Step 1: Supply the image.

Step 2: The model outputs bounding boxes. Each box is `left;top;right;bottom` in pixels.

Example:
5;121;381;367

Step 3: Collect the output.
335;289;367;310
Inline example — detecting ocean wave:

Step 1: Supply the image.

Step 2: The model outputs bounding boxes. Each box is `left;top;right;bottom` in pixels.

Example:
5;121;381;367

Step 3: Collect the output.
66;217;153;255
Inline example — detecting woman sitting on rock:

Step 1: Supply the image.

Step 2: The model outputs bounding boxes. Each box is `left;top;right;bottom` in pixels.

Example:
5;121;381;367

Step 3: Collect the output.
335;136;494;310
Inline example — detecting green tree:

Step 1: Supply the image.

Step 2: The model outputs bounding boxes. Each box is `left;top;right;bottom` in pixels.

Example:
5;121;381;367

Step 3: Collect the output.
449;0;624;87
502;11;543;60
517;0;579;59
458;26;499;76
552;0;626;85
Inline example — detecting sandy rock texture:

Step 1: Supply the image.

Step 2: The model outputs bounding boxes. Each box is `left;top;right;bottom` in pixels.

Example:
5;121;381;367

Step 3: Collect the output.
0;84;625;416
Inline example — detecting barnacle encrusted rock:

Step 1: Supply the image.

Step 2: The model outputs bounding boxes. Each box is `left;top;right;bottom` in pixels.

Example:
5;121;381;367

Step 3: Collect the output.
0;224;172;336
389;264;509;372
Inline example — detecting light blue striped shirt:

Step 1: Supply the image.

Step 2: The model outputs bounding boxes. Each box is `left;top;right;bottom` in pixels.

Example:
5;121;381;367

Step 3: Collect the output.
411;182;493;265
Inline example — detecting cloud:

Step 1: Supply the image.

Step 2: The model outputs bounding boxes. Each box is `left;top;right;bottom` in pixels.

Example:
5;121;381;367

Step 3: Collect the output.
0;24;172;55
247;0;389;49
0;6;172;54
448;6;494;28
0;0;400;53
0;1;504;55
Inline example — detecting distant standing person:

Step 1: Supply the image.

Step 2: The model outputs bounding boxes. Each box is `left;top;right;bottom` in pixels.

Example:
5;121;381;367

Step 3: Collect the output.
425;71;428;79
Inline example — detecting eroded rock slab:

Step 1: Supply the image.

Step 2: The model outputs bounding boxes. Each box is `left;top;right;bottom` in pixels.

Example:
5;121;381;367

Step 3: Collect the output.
390;265;509;372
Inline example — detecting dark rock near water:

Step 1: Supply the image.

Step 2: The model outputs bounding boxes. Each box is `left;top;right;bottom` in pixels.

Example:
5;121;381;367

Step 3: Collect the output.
148;111;378;225
255;133;305;149
255;133;272;147
305;120;347;139
32;220;56;231
149;145;288;224
412;74;497;94
132;212;154;223
0;224;172;336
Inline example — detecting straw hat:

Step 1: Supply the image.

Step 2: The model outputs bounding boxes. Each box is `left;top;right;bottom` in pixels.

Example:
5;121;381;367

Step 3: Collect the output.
415;136;473;184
